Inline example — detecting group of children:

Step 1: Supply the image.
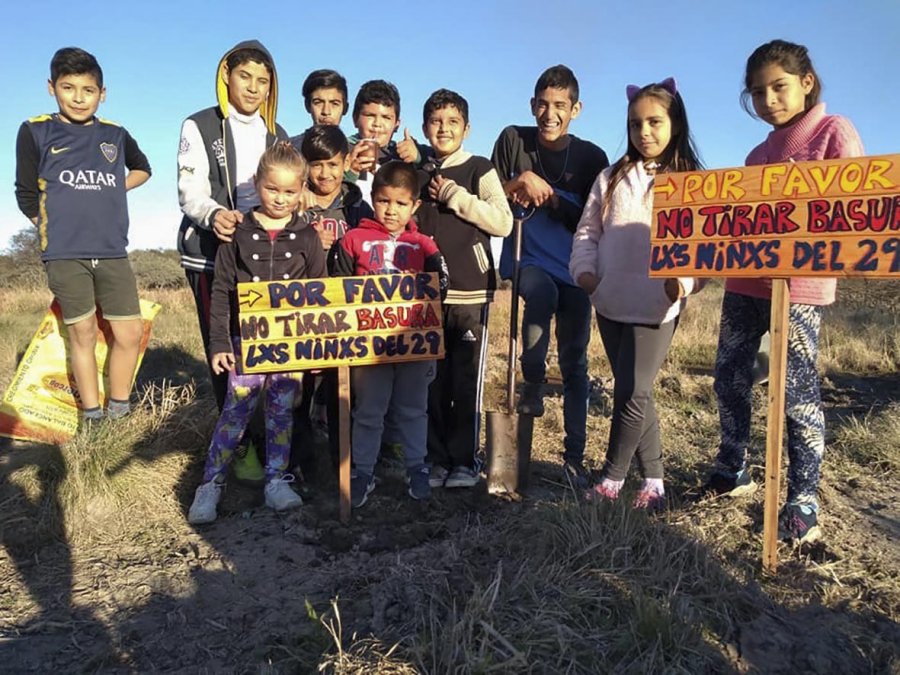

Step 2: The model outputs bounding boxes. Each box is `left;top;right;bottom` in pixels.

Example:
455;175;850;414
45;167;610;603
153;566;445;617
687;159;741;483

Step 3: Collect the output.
15;38;863;545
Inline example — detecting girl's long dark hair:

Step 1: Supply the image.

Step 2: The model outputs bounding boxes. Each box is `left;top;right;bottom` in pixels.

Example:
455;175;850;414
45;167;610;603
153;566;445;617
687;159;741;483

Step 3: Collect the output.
603;84;702;217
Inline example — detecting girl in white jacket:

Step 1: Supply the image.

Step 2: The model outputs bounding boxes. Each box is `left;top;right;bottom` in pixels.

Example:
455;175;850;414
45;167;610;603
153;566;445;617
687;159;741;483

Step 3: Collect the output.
569;78;702;510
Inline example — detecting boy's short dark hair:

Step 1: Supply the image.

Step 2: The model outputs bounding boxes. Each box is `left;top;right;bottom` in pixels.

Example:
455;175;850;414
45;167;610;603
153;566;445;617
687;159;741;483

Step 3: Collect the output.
302;69;349;113
423;89;469;125
352;80;401;120
534;64;579;104
226;47;273;77
301;124;350;162
50;47;103;87
372;161;418;197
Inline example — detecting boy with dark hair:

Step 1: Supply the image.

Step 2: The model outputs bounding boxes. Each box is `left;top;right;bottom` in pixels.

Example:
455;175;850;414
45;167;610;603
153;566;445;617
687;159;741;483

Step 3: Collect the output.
346;80;424;205
295;124;374;459
416;88;512;488
492;64;609;488
176;40;287;481
15;47;152;425
300;124;372;249
302;69;349;126
329;161;448;508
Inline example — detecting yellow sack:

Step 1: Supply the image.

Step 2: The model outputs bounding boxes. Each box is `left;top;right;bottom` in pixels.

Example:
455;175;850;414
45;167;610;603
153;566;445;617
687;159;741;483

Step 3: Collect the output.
0;299;161;444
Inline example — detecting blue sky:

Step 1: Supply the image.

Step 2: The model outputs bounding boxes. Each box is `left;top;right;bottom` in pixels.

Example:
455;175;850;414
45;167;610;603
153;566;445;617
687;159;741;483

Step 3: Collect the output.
2;0;898;251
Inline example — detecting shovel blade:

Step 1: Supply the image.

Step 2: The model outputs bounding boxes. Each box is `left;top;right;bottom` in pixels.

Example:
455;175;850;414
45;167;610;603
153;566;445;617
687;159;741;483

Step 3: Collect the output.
485;411;534;495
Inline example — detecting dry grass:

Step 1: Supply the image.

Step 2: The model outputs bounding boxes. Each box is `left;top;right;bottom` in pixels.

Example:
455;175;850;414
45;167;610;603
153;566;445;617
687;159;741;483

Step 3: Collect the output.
1;276;898;672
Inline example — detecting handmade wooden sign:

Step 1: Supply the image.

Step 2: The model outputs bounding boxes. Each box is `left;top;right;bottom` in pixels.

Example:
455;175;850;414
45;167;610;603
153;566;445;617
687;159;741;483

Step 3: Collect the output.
650;153;899;572
236;272;444;375
649;154;900;278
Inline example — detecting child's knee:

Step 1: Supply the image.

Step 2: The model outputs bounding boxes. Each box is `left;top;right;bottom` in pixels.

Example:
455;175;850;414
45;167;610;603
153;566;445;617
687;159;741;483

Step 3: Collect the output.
67;316;99;348
112;318;144;348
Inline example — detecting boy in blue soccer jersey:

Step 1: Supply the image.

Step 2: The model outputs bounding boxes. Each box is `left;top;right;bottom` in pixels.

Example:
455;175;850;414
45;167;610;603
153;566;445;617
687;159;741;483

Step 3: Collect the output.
15;47;151;427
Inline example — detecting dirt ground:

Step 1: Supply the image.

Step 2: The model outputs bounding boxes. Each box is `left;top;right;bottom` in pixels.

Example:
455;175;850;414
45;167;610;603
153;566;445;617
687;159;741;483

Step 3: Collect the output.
1;323;899;672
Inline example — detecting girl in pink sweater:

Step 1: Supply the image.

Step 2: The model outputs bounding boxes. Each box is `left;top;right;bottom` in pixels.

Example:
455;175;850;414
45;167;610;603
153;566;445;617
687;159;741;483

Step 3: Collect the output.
570;78;703;510
701;40;864;544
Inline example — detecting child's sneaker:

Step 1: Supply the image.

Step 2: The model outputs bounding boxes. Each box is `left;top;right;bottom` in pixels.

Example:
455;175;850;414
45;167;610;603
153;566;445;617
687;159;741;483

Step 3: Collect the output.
429;465;450;488
445;465;480;488
778;502;822;544
407;465;432;501
233;441;264;485
188;478;224;524
351;471;376;508
585;477;623;503
700;466;757;498
264;474;303;512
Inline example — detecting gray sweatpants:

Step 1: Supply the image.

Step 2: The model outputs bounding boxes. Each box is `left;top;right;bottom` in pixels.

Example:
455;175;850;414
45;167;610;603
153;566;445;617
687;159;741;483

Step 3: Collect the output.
350;360;436;476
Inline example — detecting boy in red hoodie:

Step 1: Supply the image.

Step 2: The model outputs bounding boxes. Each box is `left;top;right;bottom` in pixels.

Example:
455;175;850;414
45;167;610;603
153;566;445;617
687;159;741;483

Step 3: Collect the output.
329;161;448;508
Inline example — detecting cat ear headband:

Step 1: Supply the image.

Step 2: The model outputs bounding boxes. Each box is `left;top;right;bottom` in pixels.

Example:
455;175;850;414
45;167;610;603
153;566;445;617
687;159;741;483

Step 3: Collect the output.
626;77;677;101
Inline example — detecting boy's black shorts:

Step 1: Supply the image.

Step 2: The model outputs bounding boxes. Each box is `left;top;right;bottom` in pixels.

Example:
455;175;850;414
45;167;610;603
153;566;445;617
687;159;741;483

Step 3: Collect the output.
44;257;141;325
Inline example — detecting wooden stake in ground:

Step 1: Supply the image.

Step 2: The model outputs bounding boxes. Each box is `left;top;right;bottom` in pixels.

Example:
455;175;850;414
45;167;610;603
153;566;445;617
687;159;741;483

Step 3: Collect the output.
762;279;790;572
338;365;351;524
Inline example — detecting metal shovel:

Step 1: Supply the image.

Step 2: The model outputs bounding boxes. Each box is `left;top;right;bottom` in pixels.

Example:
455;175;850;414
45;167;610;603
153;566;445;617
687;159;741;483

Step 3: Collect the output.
486;208;534;495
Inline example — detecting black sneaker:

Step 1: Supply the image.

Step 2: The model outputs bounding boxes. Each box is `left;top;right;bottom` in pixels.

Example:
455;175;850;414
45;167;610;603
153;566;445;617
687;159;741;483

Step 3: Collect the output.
778;502;822;544
700;467;757;498
562;460;591;490
517;382;544;417
350;471;375;509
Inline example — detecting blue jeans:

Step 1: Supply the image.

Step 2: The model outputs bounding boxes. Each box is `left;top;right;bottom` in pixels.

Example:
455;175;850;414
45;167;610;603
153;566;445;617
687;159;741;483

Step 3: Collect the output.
518;265;592;463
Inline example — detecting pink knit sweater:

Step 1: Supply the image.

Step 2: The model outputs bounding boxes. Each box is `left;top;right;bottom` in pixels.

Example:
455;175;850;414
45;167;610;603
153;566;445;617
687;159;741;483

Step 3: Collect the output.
726;103;864;306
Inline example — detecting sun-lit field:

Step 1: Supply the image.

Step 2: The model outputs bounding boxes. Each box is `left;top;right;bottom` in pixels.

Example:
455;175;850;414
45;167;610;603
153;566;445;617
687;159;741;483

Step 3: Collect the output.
0;248;898;672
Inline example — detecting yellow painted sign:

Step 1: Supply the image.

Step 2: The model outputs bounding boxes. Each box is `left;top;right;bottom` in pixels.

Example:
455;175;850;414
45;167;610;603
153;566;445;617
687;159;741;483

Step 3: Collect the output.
649;154;900;277
0;299;161;444
237;272;444;374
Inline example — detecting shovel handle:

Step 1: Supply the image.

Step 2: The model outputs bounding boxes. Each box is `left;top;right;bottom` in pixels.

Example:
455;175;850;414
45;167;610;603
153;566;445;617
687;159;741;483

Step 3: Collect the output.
506;216;525;414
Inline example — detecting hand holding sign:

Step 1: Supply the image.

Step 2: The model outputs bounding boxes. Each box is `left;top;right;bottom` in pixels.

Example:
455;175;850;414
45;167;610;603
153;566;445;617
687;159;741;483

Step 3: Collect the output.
396;128;418;163
211;352;236;374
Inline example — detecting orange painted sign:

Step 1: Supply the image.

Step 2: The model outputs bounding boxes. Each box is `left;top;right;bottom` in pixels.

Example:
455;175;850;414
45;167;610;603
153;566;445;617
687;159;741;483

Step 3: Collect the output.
649;154;900;277
237;272;444;374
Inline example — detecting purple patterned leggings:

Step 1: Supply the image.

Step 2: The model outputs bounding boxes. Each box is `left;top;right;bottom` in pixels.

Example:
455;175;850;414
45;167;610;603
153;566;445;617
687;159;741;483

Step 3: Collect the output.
202;370;302;483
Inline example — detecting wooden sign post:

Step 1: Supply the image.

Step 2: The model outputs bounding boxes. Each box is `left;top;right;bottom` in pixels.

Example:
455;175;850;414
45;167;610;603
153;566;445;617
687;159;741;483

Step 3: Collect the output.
650;154;900;571
236;272;444;523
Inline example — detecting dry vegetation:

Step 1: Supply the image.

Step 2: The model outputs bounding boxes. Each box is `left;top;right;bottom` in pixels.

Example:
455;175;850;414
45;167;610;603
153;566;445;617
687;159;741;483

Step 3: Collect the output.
0;247;897;673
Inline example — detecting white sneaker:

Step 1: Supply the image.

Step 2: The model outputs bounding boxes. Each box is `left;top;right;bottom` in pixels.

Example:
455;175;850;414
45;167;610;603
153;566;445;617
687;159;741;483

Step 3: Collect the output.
265;474;303;512
188;479;224;524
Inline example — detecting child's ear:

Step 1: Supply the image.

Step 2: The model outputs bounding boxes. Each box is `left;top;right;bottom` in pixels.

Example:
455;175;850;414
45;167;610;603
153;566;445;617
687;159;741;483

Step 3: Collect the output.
800;72;815;94
47;79;54;96
570;101;583;119
100;87;107;103
411;198;422;215
463;123;471;140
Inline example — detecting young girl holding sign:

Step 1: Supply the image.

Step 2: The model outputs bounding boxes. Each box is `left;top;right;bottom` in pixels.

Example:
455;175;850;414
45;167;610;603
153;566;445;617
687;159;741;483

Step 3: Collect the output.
701;40;864;543
570;78;703;510
189;142;327;524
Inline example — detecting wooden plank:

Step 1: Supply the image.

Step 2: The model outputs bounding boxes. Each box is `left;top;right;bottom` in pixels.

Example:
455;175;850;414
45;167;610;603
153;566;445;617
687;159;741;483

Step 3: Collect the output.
762;279;790;572
338;365;351;524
